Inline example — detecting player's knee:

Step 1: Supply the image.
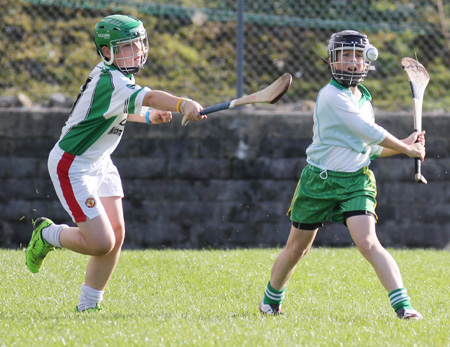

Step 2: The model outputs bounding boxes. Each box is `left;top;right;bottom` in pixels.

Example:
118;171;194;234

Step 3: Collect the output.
113;224;126;247
115;231;125;249
90;237;115;256
286;244;310;262
356;240;380;257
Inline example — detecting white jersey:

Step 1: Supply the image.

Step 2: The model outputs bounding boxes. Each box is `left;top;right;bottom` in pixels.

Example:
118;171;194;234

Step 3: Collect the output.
56;62;150;160
306;79;387;172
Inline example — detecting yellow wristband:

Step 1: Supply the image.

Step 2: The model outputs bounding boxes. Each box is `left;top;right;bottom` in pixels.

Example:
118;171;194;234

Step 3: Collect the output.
176;98;185;113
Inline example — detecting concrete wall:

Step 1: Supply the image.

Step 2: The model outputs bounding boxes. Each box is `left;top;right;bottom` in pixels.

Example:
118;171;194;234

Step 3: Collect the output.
1;109;449;249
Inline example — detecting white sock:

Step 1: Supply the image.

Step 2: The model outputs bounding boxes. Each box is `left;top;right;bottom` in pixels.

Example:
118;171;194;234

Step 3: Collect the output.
41;224;67;248
77;283;104;311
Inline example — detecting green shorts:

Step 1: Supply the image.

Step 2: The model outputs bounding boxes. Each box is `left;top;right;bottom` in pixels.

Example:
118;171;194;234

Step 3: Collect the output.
288;165;378;227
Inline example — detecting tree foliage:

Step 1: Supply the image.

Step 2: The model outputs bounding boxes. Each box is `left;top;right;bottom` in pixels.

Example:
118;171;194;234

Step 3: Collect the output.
1;1;449;112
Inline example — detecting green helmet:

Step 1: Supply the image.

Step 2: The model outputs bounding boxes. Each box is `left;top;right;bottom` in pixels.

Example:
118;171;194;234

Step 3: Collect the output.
94;14;149;74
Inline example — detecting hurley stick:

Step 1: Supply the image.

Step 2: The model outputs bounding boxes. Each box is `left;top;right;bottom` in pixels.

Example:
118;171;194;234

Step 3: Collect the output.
401;57;430;184
181;73;292;126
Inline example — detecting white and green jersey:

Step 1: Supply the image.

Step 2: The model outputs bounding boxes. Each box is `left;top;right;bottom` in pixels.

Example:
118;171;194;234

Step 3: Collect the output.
56;62;150;160
306;79;387;172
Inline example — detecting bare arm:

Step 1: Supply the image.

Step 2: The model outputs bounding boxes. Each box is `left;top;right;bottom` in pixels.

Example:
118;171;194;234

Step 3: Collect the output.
127;110;172;124
378;131;425;160
127;113;147;123
142;91;207;123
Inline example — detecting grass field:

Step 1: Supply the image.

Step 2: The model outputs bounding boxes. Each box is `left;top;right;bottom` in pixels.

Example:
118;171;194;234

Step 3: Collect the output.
1;247;449;347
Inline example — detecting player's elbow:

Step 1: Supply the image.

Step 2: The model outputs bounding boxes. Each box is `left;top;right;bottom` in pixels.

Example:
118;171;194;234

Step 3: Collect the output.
142;91;156;108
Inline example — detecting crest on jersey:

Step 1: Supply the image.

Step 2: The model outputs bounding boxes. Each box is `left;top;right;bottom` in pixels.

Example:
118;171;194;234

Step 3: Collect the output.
85;198;96;208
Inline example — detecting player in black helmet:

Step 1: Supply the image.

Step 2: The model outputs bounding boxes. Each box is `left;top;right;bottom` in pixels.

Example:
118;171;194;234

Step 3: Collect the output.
259;30;425;320
328;30;378;87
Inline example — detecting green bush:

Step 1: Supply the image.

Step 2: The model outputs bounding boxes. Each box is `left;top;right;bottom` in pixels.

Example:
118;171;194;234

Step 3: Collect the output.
1;1;449;112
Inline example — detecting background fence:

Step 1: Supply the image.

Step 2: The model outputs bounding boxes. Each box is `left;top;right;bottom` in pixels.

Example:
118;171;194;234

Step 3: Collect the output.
1;0;449;112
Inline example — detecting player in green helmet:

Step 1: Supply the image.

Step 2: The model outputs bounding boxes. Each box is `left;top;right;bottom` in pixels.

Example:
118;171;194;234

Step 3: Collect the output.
94;14;149;75
26;14;207;312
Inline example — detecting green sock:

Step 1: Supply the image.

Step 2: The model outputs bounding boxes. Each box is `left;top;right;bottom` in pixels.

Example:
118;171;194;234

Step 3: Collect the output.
389;288;413;311
264;281;286;305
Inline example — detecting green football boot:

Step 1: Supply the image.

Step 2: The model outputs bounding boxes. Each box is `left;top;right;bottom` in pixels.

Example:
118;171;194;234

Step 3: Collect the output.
75;304;102;313
26;217;55;273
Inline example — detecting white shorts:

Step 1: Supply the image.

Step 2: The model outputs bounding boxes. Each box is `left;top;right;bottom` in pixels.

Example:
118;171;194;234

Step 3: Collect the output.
48;146;124;223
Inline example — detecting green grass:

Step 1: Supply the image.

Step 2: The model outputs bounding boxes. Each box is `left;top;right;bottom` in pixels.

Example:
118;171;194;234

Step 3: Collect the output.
1;248;449;346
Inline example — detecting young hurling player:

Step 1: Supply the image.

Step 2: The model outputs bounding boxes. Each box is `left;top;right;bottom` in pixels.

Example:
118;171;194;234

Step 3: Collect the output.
259;30;425;320
26;14;207;312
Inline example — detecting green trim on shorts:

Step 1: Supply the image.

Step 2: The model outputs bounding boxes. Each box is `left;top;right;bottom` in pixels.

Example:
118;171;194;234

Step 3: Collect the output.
288;165;378;225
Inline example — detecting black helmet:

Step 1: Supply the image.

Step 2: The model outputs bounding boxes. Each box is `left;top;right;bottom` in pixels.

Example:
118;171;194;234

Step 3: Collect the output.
328;30;377;87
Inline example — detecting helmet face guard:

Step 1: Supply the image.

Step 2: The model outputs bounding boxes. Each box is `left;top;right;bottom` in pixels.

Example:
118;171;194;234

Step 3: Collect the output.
328;30;374;87
95;15;149;75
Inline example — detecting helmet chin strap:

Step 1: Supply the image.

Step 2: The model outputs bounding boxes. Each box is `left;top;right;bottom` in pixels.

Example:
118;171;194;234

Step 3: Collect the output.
103;45;115;65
